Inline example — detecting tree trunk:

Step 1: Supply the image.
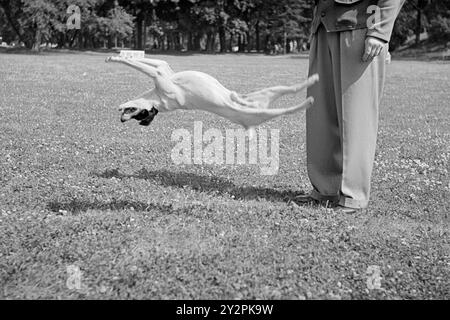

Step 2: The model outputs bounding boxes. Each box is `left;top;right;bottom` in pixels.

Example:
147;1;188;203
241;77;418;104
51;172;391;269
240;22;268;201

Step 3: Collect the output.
256;21;260;52
1;3;24;44
135;11;144;49
239;34;246;52
143;10;148;50
174;32;180;50
219;25;227;53
206;31;215;52
230;33;234;52
57;32;66;49
78;32;83;49
88;35;94;49
179;32;184;51
68;30;78;48
194;33;202;51
246;31;251;52
415;8;422;45
31;27;41;52
187;32;192;51
264;34;271;54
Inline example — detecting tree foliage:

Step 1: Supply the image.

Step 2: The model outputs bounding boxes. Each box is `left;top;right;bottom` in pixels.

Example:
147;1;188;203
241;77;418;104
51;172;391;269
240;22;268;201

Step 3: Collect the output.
0;0;449;52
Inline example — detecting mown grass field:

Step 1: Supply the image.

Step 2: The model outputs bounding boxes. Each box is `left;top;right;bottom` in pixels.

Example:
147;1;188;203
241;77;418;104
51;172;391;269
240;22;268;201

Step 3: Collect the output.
0;52;448;300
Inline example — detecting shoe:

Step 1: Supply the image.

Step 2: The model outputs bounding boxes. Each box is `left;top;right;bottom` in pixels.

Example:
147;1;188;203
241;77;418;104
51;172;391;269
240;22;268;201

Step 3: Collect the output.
293;194;341;208
293;194;314;204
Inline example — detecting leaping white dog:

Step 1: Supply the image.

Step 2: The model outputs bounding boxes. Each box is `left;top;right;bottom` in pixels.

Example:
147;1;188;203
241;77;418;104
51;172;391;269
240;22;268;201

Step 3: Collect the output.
105;56;319;133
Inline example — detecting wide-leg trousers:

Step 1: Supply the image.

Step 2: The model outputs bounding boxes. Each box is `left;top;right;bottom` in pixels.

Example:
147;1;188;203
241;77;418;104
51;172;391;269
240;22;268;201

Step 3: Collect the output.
306;25;387;209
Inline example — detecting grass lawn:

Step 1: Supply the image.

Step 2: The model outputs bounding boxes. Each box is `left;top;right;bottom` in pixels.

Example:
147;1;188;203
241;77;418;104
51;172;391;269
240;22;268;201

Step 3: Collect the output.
0;52;448;300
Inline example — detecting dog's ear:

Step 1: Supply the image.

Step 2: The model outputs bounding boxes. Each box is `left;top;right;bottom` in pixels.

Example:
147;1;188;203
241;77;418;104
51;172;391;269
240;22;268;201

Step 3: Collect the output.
132;109;151;121
138;107;159;126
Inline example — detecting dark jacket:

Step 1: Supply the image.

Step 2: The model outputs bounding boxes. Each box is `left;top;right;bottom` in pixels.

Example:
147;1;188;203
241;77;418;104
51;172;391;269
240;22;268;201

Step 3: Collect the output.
311;0;405;42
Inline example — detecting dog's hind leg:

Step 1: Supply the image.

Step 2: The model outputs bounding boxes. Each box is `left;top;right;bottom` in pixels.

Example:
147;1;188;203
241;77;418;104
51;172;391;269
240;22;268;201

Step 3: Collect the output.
226;96;315;129
243;74;319;108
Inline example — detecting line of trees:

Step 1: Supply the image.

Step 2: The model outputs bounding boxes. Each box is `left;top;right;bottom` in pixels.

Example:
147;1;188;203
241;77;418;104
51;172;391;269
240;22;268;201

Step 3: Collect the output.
0;0;449;53
391;0;450;49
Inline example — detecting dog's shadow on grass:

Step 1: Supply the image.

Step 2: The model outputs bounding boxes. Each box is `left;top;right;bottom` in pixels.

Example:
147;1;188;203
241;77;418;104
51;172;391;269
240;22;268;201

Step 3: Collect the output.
47;198;202;215
95;168;306;203
47;169;307;214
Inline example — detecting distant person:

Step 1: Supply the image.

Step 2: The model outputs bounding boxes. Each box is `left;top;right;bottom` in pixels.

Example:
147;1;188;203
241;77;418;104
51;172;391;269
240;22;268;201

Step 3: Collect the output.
293;40;298;53
302;42;308;52
274;43;280;55
298;0;405;213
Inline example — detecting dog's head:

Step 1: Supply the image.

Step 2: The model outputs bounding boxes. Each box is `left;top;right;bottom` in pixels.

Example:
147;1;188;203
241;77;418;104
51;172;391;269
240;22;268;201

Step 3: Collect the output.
119;90;160;126
119;104;159;126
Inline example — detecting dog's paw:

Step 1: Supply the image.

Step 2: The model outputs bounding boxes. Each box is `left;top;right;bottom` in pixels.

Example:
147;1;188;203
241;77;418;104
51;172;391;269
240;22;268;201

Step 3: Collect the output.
105;56;120;63
306;96;315;107
308;74;319;85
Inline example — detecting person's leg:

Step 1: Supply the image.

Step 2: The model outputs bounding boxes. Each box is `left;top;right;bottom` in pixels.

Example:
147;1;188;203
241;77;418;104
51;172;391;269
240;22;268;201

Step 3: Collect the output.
336;29;387;209
306;26;342;204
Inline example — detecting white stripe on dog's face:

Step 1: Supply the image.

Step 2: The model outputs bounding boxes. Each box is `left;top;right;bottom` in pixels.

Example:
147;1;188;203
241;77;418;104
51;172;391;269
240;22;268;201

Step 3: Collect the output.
119;98;148;121
119;88;163;124
120;107;138;122
119;104;142;122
